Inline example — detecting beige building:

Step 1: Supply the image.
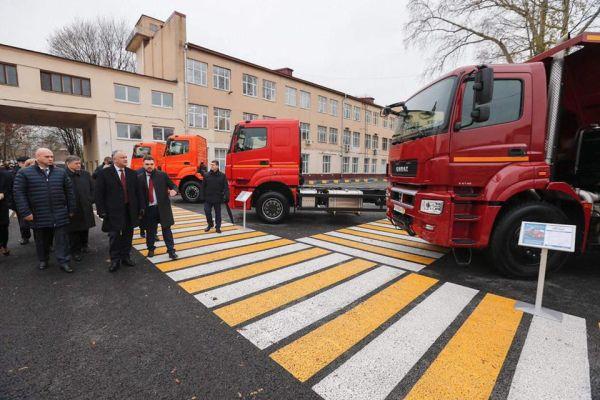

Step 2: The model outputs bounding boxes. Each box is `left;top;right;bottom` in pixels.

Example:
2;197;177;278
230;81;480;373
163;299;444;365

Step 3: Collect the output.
0;11;396;177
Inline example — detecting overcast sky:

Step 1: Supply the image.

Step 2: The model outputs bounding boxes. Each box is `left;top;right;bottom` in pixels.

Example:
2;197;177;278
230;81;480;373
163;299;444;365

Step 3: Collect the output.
1;0;476;104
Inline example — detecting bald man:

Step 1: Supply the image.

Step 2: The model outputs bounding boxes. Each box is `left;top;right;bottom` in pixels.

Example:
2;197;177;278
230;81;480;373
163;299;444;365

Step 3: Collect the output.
13;148;76;272
95;150;143;272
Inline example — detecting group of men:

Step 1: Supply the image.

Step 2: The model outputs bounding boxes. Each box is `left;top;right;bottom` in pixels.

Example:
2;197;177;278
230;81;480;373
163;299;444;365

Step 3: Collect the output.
12;148;230;273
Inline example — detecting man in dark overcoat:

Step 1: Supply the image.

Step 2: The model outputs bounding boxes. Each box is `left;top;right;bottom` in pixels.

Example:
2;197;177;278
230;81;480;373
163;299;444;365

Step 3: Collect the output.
13;148;76;272
137;155;178;259
201;160;229;233
94;150;143;272
65;155;95;261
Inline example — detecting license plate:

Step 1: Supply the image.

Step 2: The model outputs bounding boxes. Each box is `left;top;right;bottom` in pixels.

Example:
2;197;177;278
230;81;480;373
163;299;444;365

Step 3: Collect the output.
394;204;406;214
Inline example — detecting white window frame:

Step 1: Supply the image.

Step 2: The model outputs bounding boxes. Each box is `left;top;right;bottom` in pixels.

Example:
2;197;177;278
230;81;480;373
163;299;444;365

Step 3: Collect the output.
214;148;227;169
352;132;360;148
329;128;338;144
381;159;387;173
373;134;379;149
322;155;331;173
213;66;231;91
353;106;361;121
300;122;310;140
300;90;311;109
342;156;349;173
371;158;377;173
352;157;359;173
263;79;276;101
243;112;258;121
151;90;173;108
242;73;258;97
343;102;351;119
330;99;339;116
214;107;231;131
343;129;351;146
317;125;327;143
114;84;140;104
365;110;371;124
318;96;327;113
285;86;297;106
373;112;378;126
383;118;388;128
365;134;372;150
188;104;208;129
116;123;142;140
382;137;388;151
364;157;370;173
186;59;207;86
301;153;309;174
390;117;395;130
152;126;174;141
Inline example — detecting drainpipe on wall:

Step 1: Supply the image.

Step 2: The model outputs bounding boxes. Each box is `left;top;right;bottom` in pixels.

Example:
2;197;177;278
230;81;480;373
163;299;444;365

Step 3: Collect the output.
183;42;189;134
341;94;347;180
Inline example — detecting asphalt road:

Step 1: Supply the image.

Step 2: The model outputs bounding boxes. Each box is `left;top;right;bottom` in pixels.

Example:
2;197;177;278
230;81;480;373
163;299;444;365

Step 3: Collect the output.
1;200;598;400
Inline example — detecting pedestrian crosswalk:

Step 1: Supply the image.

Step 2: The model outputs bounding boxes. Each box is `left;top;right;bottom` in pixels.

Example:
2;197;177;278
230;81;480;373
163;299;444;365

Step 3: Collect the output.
134;208;592;400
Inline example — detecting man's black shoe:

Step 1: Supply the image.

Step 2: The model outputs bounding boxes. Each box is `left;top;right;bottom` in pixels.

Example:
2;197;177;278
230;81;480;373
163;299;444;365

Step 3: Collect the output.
216;227;222;233
122;257;136;267
60;263;74;273
73;253;82;262
109;260;120;272
20;238;29;245
38;261;48;270
168;251;178;260
147;249;155;258
140;231;146;238
204;226;212;232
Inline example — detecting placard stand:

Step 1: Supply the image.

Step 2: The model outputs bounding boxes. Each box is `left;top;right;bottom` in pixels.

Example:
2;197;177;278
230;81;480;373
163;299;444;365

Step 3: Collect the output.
235;191;252;230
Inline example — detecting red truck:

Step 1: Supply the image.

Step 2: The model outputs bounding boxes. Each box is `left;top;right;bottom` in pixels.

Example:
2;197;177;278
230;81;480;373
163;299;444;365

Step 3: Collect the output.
226;119;385;223
385;32;600;277
131;142;165;171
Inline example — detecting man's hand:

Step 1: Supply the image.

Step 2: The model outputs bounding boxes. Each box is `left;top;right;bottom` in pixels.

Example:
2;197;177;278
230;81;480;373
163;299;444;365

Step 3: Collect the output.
0;193;4;201
69;213;74;218
168;189;177;197
97;213;105;219
24;214;33;222
139;209;145;219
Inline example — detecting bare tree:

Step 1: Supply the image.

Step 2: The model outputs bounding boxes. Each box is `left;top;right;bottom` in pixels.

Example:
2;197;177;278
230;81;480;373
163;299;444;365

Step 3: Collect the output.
47;16;135;71
405;0;600;74
53;128;84;159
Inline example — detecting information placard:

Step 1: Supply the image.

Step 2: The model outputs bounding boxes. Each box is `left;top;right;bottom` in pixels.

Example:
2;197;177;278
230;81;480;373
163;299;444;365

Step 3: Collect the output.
235;191;252;203
518;221;576;253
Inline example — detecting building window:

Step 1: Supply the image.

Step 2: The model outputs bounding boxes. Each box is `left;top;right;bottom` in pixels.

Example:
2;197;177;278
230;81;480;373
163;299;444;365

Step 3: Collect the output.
342;157;349;173
382;137;388;151
343;129;351;146
352;157;359;173
243;112;259;121
364;158;370;173
0;63;18;86
365;134;372;149
116;123;141;140
40;71;90;96
263;80;276;101
390;117;395;130
318;96;327;113
300;90;311;109
365;111;371;124
300;122;310;140
242;74;258;97
263;115;276;119
329;128;338;144
213;66;231;91
353;106;361;121
214;107;231;131
373;134;379;149
215;148;227;168
322;155;331;173
152;91;173;108
381;159;387;173
186;59;207;86
352;132;360;148
371;158;377;173
114;84;140;103
301;153;309;174
153;126;174;141
373;112;378;126
317;126;327;143
383;118;388;128
285;86;297;106
343;102;351;119
188;104;208;129
328;99;338;117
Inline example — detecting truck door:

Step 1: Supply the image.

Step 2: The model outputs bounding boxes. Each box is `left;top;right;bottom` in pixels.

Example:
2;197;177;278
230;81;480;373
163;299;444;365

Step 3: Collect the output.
228;125;270;183
450;73;532;188
163;138;191;179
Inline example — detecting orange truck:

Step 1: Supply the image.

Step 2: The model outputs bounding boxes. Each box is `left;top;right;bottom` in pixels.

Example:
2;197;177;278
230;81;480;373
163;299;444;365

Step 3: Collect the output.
131;142;165;171
162;134;208;202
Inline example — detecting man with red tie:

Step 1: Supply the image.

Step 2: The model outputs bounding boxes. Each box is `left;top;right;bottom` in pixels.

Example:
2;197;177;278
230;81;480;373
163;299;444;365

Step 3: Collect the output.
95;150;143;272
137;155;178;259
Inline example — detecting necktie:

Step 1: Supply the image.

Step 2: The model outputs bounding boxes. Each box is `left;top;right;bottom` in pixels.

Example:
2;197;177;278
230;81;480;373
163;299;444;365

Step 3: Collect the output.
119;169;129;203
148;175;154;204
44;168;49;177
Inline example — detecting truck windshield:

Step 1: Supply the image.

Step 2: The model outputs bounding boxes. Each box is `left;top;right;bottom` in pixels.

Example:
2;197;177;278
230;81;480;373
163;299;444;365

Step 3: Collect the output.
132;146;151;158
392;76;457;144
166;140;189;155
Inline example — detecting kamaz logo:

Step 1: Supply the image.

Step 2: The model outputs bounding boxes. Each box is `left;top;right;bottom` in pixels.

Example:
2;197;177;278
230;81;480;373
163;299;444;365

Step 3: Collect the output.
395;165;409;172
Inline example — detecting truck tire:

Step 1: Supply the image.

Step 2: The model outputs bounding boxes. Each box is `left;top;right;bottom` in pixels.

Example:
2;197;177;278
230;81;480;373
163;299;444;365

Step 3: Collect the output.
181;181;203;203
489;202;570;278
256;191;289;224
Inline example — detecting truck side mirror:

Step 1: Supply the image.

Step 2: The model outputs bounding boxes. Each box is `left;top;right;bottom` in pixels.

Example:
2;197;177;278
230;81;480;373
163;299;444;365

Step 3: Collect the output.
471;104;490;122
473;66;493;105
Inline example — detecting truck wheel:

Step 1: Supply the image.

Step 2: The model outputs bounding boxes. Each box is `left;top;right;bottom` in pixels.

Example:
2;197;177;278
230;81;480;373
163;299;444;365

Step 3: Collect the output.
256;191;289;224
181;181;202;203
489;202;570;278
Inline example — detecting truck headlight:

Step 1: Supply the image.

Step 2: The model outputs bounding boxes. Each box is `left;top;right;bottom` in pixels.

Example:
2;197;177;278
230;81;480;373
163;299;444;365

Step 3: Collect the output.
420;199;444;215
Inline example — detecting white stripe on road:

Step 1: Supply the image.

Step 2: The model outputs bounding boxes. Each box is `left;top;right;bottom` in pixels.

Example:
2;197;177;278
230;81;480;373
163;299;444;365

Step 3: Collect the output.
298;238;424;271
313;282;478;400
349;226;437;245
167;243;311;282
507;314;591;400
238;266;404;350
366;223;432;243
152;234;280;263
324;231;444;259
133;222;234;238
196;253;352;308
133;228;250;250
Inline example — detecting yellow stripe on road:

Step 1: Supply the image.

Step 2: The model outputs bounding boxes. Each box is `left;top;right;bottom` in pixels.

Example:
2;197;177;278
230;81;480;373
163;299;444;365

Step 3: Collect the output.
337;228;444;252
360;223;410;235
156;239;294;272
132;226;239;245
271;273;437;382
313;234;435;265
405;293;523;400
180;247;330;294
214;259;375;326
140;231;266;256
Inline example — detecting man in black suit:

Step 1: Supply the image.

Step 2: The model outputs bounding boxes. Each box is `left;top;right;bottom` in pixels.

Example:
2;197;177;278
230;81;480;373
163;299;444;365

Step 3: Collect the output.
137;155;179;259
202;160;229;233
95;150;143;272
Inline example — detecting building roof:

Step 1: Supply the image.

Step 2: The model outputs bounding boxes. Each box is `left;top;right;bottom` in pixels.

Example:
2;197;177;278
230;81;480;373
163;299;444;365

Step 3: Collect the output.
187;42;385;109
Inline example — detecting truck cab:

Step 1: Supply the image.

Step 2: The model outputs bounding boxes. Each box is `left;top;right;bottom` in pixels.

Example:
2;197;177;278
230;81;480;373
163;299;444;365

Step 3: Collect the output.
386;33;600;277
163;134;208;202
131;141;165;171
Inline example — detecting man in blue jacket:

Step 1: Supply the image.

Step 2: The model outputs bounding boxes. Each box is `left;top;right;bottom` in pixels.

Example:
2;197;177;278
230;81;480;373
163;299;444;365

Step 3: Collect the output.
13;148;76;272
